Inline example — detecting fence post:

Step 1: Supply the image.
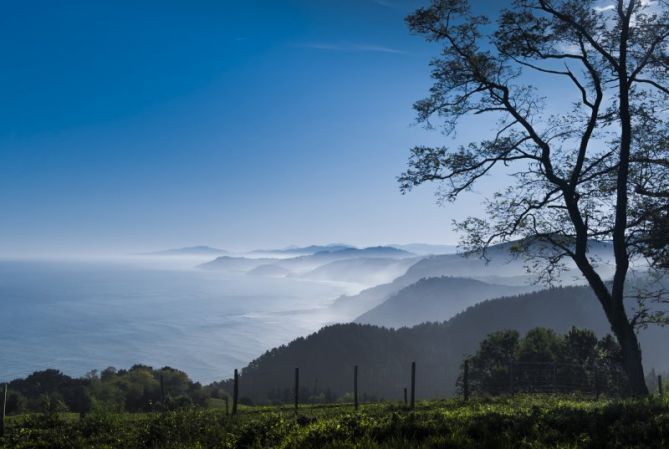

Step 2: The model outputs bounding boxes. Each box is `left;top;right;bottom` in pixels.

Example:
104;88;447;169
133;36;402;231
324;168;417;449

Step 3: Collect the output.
659;375;664;397
410;362;416;409
354;365;359;410
1;383;6;438
403;387;407;407
232;369;239;415
224;397;229;415
463;359;470;402
509;362;514;395
294;368;299;413
160;375;165;404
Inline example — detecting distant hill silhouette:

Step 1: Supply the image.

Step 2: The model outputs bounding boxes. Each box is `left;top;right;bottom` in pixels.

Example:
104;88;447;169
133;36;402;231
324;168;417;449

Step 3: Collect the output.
299;257;420;285
199;256;276;272
246;264;293;277
306;246;413;259
331;239;615;318
143;246;227;256
224;285;668;403
250;244;355;256
389;243;458;255
355;277;532;327
201;246;414;276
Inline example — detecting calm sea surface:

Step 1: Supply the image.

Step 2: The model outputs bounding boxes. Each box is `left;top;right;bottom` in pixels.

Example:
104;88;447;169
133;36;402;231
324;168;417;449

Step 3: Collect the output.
0;257;356;383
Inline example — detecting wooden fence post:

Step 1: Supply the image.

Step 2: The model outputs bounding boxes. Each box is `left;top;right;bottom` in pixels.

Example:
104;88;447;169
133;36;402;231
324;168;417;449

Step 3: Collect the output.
232;369;239;415
463;359;470;402
403;387;407;406
509;363;514;395
659;375;664;397
353;365;359;410
160;375;165;404
410;362;416;409
224;397;229;415
294;368;299;413
1;383;6;438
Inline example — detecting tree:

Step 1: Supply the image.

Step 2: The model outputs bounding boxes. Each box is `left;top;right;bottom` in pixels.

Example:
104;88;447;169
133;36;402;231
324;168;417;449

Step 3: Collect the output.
64;384;92;418
461;327;626;395
463;329;519;395
517;328;562;364
401;0;669;395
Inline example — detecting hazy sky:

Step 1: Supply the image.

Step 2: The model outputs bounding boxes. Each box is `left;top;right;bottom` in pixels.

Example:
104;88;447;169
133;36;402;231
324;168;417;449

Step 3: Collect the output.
0;0;514;255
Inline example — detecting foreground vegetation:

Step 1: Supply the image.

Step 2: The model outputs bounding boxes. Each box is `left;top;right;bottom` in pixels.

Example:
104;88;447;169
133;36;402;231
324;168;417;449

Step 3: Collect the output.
2;395;668;449
3;327;666;448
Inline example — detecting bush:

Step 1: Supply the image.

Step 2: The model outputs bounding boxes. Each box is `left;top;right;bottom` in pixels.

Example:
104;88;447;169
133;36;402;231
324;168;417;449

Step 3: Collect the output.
2;397;668;449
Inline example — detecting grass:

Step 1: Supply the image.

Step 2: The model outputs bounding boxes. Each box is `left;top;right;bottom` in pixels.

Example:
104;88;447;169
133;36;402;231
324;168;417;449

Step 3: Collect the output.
2;395;668;448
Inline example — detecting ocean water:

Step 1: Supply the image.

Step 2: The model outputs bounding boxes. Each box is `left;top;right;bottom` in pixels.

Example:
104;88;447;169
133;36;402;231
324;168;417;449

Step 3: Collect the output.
0;257;356;383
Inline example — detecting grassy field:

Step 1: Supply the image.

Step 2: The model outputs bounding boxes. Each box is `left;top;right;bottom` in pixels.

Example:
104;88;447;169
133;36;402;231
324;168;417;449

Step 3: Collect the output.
2;395;668;448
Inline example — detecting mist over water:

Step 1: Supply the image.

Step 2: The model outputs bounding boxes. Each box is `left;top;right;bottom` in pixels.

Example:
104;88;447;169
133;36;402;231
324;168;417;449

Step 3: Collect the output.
0;257;358;383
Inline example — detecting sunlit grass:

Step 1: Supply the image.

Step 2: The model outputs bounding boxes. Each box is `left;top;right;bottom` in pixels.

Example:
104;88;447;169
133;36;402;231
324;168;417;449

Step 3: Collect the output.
2;395;668;448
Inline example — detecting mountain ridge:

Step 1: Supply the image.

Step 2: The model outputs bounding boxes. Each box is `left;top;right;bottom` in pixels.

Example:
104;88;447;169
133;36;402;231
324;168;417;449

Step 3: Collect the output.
142;246;228;256
355;276;534;328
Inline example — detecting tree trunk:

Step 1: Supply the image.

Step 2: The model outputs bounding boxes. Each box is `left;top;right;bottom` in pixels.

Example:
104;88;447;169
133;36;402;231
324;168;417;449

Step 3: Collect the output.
610;307;649;396
609;4;650;396
572;256;649;395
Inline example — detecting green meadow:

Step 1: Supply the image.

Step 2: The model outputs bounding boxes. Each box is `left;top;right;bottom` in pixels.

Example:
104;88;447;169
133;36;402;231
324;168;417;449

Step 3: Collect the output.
3;395;668;449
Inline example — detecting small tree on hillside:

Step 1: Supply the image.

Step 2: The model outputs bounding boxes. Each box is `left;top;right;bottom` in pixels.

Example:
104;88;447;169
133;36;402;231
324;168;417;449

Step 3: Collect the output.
401;0;669;395
461;327;626;395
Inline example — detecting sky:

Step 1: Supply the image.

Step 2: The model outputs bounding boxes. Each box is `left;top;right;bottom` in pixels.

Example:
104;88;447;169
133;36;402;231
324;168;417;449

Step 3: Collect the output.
0;0;523;255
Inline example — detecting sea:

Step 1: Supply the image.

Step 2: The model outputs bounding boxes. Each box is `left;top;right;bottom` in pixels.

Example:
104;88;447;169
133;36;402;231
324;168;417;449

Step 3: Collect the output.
0;256;358;384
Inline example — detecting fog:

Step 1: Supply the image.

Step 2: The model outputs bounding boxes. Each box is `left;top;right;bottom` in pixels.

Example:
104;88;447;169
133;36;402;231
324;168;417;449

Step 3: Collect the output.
2;239;663;384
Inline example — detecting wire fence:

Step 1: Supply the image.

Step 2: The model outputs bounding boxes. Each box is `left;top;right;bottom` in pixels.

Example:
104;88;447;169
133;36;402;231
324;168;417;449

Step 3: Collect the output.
0;360;665;431
462;361;631;398
218;360;665;416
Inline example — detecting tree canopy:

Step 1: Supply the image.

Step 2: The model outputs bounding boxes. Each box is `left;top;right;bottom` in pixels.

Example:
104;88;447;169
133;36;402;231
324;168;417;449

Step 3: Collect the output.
461;327;627;395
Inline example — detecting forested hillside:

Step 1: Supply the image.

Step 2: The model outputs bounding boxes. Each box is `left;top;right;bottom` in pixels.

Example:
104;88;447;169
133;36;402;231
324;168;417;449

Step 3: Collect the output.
226;286;669;403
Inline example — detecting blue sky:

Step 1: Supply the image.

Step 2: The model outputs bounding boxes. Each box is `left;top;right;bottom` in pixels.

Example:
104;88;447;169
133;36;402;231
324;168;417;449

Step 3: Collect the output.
0;0;509;255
